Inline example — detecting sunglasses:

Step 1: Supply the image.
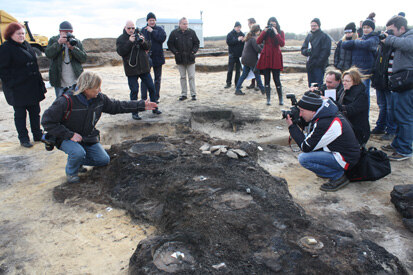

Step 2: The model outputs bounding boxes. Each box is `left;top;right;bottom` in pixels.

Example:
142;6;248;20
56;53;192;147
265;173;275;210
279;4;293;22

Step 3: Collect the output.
127;27;135;30
344;30;353;33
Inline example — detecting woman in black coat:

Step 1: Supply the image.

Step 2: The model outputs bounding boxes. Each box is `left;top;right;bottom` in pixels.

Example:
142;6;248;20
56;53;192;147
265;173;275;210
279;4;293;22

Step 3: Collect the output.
336;68;370;146
0;22;46;147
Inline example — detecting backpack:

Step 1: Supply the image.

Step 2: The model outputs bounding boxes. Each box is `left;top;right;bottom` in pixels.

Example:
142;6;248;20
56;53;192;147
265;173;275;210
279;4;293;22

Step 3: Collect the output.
345;147;391;182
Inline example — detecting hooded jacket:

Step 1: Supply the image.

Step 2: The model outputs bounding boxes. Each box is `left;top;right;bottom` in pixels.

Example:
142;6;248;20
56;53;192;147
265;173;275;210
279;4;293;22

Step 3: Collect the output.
116;29;151;76
301;29;331;70
289;99;360;169
0;40;46;106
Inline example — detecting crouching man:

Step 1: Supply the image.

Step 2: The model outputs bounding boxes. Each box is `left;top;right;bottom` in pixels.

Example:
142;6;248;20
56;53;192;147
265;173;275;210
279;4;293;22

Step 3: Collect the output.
285;92;360;191
41;71;157;183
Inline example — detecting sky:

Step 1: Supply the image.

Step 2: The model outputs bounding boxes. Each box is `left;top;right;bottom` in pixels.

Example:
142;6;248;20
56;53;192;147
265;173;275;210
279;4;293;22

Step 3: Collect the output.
1;0;411;40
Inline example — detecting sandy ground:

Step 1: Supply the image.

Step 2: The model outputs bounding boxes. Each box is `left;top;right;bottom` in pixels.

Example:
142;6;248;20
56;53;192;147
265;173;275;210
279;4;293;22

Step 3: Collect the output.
0;57;412;274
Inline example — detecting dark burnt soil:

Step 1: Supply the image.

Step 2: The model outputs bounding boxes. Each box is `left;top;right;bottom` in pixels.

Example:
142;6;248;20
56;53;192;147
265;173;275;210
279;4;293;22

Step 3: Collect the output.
53;132;407;274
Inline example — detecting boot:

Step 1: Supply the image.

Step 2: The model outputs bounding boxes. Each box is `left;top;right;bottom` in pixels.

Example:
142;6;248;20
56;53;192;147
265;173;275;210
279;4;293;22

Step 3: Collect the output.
276;86;284;105
265;85;271;105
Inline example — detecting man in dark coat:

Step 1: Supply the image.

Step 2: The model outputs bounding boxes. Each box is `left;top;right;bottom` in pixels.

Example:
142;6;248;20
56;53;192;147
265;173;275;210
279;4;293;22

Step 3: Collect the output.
224;21;245;89
140;12;167;103
167;17;200;101
116;20;161;120
301;18;332;88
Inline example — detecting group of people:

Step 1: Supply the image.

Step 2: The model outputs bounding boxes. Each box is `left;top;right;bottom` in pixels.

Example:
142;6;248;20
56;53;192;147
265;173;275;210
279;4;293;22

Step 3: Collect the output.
0;12;412;187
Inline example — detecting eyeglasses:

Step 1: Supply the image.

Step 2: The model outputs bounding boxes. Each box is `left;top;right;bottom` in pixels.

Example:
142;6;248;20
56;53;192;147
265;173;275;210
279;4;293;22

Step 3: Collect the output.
127;27;135;30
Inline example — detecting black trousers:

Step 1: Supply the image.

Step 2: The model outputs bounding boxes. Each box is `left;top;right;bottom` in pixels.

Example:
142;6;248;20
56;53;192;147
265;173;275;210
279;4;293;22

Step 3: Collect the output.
226;55;241;85
141;65;162;101
262;69;281;87
13;104;42;143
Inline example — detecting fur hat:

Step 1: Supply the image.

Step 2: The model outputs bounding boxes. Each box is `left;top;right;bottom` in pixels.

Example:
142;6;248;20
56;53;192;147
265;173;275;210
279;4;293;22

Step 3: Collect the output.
297;92;323;111
59;21;73;31
234;21;241;28
344;22;356;33
311;18;321;27
146;12;156;21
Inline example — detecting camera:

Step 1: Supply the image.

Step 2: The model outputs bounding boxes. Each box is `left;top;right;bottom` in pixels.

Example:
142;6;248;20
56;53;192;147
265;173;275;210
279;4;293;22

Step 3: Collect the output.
134;28;143;43
41;133;57;151
378;29;394;40
66;32;77;46
281;94;301;124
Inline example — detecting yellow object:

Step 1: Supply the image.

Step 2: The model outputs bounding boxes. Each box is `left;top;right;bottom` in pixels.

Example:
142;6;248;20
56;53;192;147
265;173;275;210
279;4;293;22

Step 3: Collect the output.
0;10;48;55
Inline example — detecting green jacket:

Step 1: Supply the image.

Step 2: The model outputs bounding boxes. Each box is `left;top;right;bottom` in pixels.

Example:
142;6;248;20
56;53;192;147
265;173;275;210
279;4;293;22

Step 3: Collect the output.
45;35;87;87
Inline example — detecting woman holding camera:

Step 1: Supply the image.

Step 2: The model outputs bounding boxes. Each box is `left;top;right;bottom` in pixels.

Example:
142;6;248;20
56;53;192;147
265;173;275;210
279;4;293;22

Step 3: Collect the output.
336;68;370;146
256;17;285;105
0;22;46;148
41;71;157;183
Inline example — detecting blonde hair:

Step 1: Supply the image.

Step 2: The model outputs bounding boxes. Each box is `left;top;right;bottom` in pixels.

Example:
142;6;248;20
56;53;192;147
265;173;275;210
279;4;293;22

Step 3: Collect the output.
341;32;358;41
342;67;368;85
74;71;102;95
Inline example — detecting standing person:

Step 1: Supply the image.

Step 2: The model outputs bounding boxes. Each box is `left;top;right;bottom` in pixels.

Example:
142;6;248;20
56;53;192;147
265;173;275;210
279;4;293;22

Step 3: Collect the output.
334;22;358;72
140;12;167;103
301;18;332;88
380;16;413;161
246;18;258;90
235;24;264;95
116;20;161;120
41;71;158;183
167;17;200;101
0;22;46;148
45;21;87;98
370;37;396;141
256;17;285;105
341;13;379;108
224;21;244;89
335;68;370;146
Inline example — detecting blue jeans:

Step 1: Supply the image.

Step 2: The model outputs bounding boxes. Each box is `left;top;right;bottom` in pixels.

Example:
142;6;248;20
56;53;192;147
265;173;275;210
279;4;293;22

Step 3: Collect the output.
141;66;162;101
391;89;413;157
307;67;325;88
59;140;110;176
298;151;345;180
375;89;397;134
236;66;264;91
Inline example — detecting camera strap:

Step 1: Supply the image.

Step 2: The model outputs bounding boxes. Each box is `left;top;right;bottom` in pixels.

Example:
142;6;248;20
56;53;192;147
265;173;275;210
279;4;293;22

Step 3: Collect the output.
62;94;73;121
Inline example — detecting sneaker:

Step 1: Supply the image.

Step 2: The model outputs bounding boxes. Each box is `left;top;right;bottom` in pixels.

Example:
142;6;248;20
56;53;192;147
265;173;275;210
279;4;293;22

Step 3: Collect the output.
179;96;187;101
132;113;141;120
235;90;245;95
381;144;396;153
246;83;255;89
388;152;411;161
320;174;350;192
371;128;385;135
224;84;231;89
191;95;197;100
67;175;80;184
380;133;395;141
20;142;33;148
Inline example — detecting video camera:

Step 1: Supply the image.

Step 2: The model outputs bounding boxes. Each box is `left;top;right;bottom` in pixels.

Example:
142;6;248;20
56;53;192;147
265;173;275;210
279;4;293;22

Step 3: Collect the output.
378;29;394;40
134;27;143;43
66;32;78;46
281;94;301;124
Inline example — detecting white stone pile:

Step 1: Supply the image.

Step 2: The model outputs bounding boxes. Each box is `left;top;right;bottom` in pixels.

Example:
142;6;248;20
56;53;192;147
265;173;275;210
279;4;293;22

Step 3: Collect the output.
199;144;248;159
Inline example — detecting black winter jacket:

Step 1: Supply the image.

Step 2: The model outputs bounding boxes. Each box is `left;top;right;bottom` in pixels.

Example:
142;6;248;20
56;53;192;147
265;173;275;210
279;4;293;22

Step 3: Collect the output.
289;99;360;169
371;42;393;91
226;29;245;58
301;29;331;70
41;91;146;145
334;40;353;72
167;28;200;65
116;29;151;76
141;25;167;67
0;40;46;107
336;83;370;145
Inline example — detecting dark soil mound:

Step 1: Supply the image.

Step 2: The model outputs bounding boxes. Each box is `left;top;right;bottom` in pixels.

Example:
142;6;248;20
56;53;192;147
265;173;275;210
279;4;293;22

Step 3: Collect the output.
53;133;407;274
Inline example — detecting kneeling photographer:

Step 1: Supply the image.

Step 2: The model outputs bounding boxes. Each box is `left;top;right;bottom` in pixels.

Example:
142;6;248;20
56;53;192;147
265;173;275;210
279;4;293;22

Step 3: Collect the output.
285;92;360;192
41;71;157;183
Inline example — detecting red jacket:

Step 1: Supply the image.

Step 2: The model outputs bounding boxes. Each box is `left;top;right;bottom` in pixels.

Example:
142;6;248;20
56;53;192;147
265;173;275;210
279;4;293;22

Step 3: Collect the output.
256;30;285;70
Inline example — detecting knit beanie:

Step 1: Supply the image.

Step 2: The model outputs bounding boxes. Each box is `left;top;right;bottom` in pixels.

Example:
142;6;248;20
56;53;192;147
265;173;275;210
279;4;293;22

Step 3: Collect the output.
59;21;73;31
297;92;323;111
398;12;405;17
344;22;356;33
147;12;156;21
234;21;241;28
362;18;375;30
311;18;321;27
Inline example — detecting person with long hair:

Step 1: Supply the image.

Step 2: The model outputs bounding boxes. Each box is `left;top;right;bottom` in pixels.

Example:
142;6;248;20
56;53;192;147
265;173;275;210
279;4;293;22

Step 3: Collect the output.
0;22;47;148
336;68;370;146
256;17;285;105
334;22;358;72
234;24;264;95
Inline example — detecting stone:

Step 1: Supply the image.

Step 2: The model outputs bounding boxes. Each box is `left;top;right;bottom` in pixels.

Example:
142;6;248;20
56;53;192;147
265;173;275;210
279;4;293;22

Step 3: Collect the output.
199;144;210;151
202;151;211;155
210;145;227;152
232;149;248;157
226;150;238;159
